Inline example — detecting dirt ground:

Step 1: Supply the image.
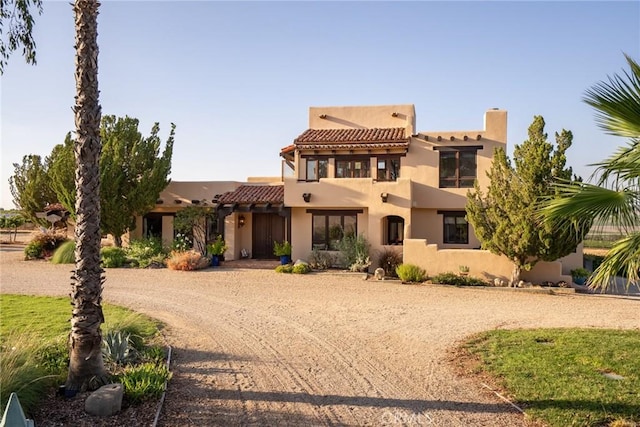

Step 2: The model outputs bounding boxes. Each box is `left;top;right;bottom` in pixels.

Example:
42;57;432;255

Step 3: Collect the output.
1;248;638;426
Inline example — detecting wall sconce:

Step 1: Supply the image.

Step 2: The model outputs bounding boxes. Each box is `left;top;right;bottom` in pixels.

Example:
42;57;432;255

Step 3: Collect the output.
302;193;311;203
380;192;389;203
238;215;246;228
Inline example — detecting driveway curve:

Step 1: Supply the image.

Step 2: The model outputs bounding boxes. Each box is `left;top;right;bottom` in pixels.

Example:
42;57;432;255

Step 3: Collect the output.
1;250;638;426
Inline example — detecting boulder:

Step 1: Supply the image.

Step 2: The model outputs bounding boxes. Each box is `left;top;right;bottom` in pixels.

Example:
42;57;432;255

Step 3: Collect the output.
84;383;124;417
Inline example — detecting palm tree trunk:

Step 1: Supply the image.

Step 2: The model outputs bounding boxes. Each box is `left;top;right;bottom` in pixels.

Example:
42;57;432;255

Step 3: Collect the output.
65;0;107;393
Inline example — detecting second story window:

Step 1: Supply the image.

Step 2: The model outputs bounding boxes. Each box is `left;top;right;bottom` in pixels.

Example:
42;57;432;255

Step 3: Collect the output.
439;149;477;188
336;158;370;178
377;156;401;181
306;158;328;181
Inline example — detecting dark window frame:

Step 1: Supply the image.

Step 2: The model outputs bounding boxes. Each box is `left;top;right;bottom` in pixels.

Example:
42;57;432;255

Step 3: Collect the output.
304;156;329;181
439;210;469;244
335;156;371;178
384;215;404;245
308;209;362;250
436;146;480;188
376;155;401;181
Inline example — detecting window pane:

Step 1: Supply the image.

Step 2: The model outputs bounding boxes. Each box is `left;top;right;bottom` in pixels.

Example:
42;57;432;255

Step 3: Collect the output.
328;216;343;250
443;214;468;244
312;215;326;249
343;215;357;237
439;152;457;179
459;152;476;178
318;159;328;178
390;158;400;180
307;159;317;181
336;160;349;178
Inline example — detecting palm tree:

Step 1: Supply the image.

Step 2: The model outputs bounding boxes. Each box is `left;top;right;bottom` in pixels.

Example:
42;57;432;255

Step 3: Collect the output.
65;0;107;392
542;54;640;290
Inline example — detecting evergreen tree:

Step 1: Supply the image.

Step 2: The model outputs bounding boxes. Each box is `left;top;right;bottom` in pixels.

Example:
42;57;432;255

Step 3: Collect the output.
8;154;57;225
466;116;588;285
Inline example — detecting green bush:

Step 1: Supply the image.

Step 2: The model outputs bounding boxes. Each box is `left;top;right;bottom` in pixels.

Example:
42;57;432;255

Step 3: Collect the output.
432;272;488;286
51;240;75;264
127;237;166;268
118;362;171;403
24;240;44;260
101;246;127;268
292;263;311;274
275;264;294;273
35;339;69;374
395;264;427;283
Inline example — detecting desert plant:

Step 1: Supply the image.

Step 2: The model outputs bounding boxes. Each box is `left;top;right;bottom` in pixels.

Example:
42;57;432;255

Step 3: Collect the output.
337;234;370;268
51;240;75;264
117;362;171;403
166;250;209;271
349;254;371;272
101;246;127;268
307;248;335;270
127;237;167;268
377;247;402;277
275;264;294;273
102;330;137;366
292;263;311;274
395;264;427;283
139;345;166;365
459;265;470;273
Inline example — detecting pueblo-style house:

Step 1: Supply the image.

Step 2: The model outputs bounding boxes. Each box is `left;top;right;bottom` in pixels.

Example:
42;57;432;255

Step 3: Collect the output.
129;104;581;284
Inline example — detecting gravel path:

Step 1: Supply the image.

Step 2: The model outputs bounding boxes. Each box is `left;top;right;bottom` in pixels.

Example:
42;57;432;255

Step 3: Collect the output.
1;248;638;426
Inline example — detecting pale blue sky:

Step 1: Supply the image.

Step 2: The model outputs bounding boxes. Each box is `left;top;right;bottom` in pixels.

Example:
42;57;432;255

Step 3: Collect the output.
2;1;639;209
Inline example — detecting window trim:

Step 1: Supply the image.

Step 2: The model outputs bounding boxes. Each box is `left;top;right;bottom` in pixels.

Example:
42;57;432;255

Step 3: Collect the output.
438;210;469;244
384;215;404;245
335;156;371;178
376;155;401;182
304;156;329;181
308;209;361;250
437;147;480;188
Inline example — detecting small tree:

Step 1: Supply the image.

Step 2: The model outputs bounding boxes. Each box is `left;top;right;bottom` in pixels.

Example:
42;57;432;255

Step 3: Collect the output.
0;0;43;73
8;154;57;225
466;116;588;285
174;203;215;255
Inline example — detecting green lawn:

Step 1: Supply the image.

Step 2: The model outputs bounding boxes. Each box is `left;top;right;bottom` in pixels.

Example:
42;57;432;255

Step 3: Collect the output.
463;328;640;426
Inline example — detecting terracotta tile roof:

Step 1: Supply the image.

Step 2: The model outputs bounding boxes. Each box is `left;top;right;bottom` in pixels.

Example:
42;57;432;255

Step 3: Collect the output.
295;127;407;144
287;127;409;152
217;185;284;205
44;203;68;212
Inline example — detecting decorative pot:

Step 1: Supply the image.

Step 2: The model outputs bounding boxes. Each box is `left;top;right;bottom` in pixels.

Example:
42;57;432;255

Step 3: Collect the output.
211;255;220;267
280;255;291;265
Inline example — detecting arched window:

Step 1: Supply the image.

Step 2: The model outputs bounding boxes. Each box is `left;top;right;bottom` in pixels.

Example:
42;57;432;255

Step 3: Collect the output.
384;216;404;245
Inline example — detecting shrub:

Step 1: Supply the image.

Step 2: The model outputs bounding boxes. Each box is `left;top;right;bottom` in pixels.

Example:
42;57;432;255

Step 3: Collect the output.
307;248;335;270
292;263;311;274
35;339;69;374
432;272;488;286
101;246;127;268
396;264;427;283
166;250;209;271
171;233;192;252
51;240;75;264
117;362;171;403
337;234;370;268
275;264;294;273
127;237;166;268
377;248;402;277
24;240;44;260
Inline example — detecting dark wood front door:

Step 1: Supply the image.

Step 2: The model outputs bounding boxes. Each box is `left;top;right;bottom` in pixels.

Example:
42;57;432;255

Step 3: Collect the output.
252;213;285;259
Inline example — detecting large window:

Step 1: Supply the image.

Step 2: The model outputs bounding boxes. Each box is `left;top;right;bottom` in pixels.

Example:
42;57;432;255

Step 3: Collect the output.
306;157;328;181
442;211;468;244
384;215;404;245
336;158;370;178
377;157;401;181
439;149;477;188
311;211;358;250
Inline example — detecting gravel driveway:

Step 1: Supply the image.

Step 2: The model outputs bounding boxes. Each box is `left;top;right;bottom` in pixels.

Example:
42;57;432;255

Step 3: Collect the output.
1;249;638;426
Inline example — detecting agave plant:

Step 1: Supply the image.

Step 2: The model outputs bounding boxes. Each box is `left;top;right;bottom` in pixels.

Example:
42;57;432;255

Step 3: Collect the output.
102;330;137;365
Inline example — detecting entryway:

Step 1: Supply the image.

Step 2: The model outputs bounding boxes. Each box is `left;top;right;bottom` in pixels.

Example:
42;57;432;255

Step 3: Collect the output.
252;213;285;259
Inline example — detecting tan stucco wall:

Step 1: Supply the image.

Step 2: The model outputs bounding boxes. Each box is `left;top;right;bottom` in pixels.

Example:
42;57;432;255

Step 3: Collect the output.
403;239;576;284
309;104;416;136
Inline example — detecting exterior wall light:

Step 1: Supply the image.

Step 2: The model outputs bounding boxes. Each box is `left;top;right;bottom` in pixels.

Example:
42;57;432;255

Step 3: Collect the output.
238;215;246;228
302;193;311;203
381;192;389;203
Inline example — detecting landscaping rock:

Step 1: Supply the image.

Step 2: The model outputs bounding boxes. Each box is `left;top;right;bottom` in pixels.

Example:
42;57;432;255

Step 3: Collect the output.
84;383;124;417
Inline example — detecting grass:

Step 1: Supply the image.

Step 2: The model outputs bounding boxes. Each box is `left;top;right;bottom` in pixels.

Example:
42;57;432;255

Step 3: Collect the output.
583;239;616;250
463;328;640;426
0;294;163;415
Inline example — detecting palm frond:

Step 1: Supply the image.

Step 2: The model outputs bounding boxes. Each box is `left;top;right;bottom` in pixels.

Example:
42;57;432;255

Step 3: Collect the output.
591;139;640;184
588;232;640;291
541;181;639;233
583;54;640;138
